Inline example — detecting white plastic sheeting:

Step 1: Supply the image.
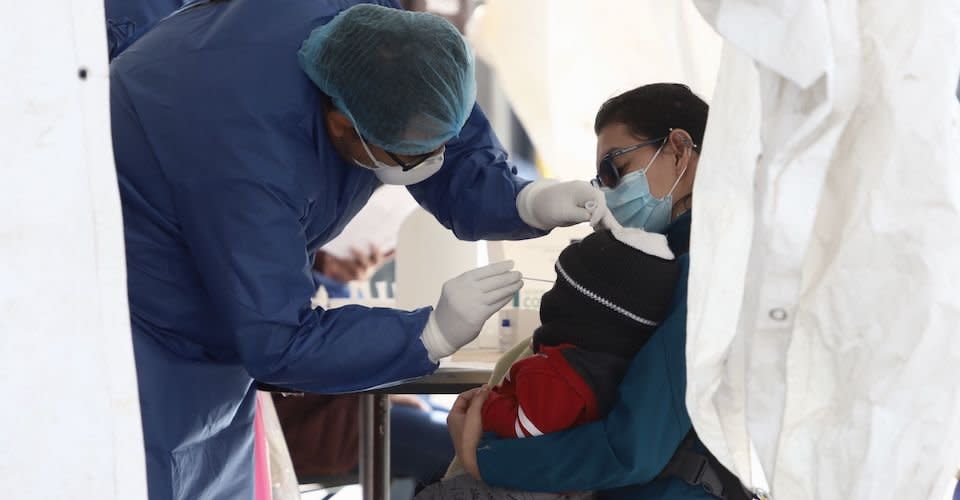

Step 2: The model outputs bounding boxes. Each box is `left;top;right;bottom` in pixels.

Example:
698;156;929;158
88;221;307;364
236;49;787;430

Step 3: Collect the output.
0;1;147;498
465;0;721;181
686;1;960;499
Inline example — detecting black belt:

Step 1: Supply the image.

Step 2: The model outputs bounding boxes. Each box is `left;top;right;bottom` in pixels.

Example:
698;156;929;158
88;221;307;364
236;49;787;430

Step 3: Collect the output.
657;430;763;500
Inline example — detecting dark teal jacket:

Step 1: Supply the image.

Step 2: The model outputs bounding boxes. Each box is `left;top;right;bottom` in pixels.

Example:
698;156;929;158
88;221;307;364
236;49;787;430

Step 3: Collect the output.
477;213;713;499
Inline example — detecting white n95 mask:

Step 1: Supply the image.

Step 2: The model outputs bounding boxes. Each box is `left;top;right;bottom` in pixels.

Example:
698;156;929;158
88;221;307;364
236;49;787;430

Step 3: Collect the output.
353;128;444;186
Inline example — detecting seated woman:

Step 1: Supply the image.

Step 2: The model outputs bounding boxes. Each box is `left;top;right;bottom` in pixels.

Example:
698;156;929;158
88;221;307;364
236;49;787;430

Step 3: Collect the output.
418;226;680;499
425;84;755;500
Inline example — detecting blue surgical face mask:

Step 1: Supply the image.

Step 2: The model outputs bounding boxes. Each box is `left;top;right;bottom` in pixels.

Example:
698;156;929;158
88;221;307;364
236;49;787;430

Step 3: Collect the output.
600;143;687;233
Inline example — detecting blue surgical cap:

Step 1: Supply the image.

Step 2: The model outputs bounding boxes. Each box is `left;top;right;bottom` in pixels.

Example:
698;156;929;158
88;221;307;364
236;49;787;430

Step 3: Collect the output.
298;4;477;155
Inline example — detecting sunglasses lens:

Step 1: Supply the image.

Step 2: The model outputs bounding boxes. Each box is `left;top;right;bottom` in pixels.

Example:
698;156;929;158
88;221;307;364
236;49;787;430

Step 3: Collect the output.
598;158;618;188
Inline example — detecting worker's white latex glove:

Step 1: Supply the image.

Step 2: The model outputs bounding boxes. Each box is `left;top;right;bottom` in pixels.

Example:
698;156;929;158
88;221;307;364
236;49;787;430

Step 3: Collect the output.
516;179;608;230
420;260;523;362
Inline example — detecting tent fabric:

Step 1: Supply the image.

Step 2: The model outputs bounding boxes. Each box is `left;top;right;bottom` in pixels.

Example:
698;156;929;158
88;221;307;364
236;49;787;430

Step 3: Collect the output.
465;0;721;181
0;0;147;498
686;1;960;498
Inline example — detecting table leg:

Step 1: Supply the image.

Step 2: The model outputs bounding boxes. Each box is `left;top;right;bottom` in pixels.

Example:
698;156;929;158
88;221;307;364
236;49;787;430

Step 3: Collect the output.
359;393;391;500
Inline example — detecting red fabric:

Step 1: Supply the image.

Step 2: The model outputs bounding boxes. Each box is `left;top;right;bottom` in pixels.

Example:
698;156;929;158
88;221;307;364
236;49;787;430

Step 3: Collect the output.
481;345;600;439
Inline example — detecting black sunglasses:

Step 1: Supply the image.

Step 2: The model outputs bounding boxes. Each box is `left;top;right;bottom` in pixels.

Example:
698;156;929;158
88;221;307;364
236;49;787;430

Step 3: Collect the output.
593;137;666;188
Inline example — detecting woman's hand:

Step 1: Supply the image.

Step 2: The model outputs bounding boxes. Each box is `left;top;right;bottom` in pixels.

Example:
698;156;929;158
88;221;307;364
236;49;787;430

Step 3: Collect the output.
447;385;490;480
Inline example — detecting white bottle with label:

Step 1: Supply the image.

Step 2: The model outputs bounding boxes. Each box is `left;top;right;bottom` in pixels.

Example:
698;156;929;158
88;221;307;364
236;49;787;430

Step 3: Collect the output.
498;318;515;353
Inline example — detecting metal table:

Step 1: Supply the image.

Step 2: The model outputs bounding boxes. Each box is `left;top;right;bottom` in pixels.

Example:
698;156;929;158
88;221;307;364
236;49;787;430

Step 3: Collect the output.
358;363;493;500
257;359;496;500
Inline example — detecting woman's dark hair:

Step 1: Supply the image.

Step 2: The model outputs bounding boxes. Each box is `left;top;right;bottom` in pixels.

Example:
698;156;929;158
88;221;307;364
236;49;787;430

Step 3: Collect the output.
594;83;709;150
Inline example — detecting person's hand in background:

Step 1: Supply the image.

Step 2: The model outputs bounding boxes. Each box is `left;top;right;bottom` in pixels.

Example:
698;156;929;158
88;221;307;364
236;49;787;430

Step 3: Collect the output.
313;245;394;283
389;394;431;412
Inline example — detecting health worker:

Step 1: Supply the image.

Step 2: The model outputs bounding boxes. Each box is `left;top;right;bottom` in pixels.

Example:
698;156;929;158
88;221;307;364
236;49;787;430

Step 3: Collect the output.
109;1;606;498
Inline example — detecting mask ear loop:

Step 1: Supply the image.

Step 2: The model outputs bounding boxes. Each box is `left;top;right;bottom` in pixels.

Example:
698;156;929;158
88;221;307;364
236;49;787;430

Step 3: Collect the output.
664;163;689;199
639;140;667;175
353;124;388;170
662;127;693;198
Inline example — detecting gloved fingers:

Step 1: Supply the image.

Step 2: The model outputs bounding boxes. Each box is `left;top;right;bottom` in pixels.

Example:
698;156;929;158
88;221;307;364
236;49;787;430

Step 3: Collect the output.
464;260;515;280
486;293;516;313
565;207;593;226
598;211;623;232
476;270;523;293
481;280;523;306
566;180;599;201
586;194;608;227
588;206;605;227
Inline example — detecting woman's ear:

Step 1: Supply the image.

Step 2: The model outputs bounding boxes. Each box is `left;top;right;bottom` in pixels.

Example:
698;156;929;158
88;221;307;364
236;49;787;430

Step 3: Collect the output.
667;128;695;174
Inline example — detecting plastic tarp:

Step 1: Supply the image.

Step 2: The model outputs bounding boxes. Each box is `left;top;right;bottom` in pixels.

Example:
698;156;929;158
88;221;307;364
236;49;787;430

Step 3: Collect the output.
0;1;146;498
465;0;722;181
686;1;960;499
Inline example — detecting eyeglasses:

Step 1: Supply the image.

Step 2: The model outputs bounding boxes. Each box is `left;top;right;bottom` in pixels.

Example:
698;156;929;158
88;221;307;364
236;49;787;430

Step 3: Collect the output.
385;150;440;171
593;137;666;188
355;122;442;172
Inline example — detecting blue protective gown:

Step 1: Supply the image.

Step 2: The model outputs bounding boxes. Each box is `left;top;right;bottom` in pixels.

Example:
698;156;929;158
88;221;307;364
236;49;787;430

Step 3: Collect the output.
109;1;541;497
105;0;183;59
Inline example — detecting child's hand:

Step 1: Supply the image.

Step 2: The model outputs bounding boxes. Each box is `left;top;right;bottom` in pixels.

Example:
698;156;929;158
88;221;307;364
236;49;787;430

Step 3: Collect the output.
447;385;490;480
